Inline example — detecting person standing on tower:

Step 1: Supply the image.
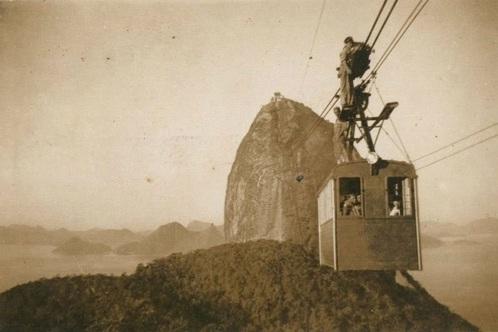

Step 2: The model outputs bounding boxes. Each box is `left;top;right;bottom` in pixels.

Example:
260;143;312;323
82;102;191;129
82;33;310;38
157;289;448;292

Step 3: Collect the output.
338;36;356;108
338;36;370;108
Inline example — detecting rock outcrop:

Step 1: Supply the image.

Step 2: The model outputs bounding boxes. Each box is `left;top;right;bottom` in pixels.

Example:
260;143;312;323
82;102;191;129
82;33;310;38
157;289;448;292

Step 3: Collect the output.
225;97;360;253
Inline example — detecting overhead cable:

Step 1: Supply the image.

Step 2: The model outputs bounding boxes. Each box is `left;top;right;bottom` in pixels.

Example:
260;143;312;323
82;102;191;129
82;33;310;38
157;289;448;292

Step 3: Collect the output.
298;0;328;96
370;0;399;49
368;0;423;78
413;123;498;162
374;82;412;162
416;134;498;171
370;0;429;76
364;0;388;45
293;91;340;149
365;107;407;161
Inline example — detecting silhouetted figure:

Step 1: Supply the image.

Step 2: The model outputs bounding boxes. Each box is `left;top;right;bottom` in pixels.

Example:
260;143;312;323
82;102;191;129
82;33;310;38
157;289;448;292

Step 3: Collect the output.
338;36;371;108
338;37;356;107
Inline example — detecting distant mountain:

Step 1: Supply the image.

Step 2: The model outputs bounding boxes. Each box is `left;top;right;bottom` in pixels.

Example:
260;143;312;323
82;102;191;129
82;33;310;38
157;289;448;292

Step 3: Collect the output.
186;220;213;232
0;224;71;245
116;222;224;256
76;228;143;247
422;217;498;238
463;217;498;235
0;241;477;331
53;237;112;256
196;224;225;248
0;224;143;248
421;222;465;238
450;239;480;246
421;234;444;249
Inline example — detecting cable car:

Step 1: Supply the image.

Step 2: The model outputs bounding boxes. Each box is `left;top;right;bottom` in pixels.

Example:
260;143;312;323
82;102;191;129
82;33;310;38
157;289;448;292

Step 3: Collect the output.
317;159;422;270
317;78;422;271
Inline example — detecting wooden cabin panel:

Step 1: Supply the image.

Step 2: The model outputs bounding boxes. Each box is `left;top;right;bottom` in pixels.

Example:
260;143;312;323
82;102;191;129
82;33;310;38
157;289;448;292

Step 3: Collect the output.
378;162;416;178
319;220;335;267
336;218;373;269
363;175;385;218
336;218;419;270
332;161;416;179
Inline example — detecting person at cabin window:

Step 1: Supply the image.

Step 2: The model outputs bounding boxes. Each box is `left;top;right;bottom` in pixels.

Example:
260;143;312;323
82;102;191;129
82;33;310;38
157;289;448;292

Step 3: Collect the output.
389;201;401;216
342;194;361;216
341;195;351;216
339;196;346;216
352;194;362;216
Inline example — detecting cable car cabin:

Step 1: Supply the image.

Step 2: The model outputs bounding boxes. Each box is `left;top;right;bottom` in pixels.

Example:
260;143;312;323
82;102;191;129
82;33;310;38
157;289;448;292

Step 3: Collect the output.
317;159;422;271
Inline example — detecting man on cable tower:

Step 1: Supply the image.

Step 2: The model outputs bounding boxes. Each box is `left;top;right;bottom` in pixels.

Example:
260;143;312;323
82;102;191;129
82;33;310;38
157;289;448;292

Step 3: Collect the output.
337;36;371;110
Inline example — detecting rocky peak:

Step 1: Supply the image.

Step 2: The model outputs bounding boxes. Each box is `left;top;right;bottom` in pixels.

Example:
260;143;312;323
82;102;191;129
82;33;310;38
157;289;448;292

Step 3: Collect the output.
224;97;361;253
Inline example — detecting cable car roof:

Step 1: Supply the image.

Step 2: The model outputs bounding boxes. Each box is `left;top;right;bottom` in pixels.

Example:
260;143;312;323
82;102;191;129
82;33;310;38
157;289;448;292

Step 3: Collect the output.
317;159;416;195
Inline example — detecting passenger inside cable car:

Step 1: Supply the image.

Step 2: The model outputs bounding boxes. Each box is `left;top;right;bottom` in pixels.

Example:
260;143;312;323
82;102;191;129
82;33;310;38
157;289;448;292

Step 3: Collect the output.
389;201;401;216
339;177;362;216
387;177;413;217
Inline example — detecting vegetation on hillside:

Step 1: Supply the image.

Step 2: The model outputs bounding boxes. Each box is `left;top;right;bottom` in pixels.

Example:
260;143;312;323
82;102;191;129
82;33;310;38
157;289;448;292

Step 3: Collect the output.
0;240;477;331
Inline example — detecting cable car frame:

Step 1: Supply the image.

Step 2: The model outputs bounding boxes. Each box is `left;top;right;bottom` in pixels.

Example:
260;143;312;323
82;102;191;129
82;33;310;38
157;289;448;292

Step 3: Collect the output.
317;159;422;271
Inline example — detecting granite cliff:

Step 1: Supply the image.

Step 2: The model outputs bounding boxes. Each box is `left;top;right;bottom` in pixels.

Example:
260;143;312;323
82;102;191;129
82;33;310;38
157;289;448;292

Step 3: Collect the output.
225;97;360;253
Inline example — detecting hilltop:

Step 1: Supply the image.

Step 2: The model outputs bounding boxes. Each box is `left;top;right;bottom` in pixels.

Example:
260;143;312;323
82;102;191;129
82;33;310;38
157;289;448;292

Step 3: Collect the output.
52;237;112;256
115;222;224;256
0;240;477;331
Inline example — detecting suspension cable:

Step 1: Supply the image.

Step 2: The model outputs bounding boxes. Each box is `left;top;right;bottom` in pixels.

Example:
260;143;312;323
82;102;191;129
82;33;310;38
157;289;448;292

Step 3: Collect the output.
298;0;328;96
369;0;423;77
364;0;388;45
371;0;429;75
293;91;340;149
373;82;412;162
416;134;498;171
413;123;498;162
365;106;407;160
370;0;399;49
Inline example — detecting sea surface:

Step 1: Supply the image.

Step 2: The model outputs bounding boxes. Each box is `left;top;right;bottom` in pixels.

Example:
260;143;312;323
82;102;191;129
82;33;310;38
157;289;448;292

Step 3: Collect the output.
412;234;498;332
0;244;146;294
0;236;497;331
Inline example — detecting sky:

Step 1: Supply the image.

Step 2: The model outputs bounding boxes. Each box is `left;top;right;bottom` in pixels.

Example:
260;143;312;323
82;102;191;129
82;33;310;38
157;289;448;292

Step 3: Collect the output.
0;0;497;231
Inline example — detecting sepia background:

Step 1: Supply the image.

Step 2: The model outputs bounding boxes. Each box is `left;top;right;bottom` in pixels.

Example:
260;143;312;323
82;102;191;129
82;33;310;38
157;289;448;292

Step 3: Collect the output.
1;0;497;330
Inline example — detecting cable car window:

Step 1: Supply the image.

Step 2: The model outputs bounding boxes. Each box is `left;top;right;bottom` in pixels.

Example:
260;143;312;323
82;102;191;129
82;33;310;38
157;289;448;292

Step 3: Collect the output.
387;177;413;216
339;177;362;216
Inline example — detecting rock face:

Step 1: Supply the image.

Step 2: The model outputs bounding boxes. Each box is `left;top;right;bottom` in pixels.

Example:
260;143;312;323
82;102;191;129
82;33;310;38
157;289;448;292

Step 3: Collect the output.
225;98;360;253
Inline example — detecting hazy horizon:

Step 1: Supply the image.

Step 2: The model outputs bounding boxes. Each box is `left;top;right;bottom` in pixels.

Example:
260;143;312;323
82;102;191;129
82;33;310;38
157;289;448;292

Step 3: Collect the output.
1;0;497;230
